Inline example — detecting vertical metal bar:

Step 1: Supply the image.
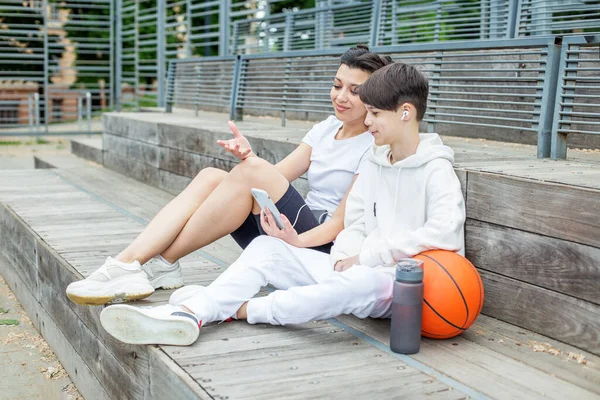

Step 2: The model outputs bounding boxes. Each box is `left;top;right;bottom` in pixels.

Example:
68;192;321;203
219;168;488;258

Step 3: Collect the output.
480;0;489;40
42;0;49;135
28;95;34;130
194;64;201;116
536;38;561;158
185;0;192;56
281;58;290;127
433;0;441;42
86;92;92;134
34;93;40;133
231;21;239;55
550;40;571;160
369;0;382;47
157;0;166;107
283;14;292;52
219;0;230;56
391;0;398;46
165;60;174;112
78;95;83;131
116;0;122;111
427;52;442;134
135;0;140;110
229;56;243;121
110;0;115;110
507;0;519;38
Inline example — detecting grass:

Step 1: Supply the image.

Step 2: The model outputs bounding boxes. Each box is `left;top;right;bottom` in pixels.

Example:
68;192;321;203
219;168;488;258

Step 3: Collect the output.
0;141;22;146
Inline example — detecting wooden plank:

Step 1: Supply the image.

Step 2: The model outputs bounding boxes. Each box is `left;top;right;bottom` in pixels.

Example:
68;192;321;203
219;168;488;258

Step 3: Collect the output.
466;219;600;304
463;315;600;396
175;320;463;400
0;252;111;400
467;171;600;248
335;315;600;400
148;348;212;400
480;269;600;356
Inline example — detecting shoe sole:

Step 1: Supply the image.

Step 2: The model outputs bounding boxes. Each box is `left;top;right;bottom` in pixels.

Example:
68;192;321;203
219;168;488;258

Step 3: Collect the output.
66;290;154;306
66;278;155;306
150;275;185;290
100;305;199;345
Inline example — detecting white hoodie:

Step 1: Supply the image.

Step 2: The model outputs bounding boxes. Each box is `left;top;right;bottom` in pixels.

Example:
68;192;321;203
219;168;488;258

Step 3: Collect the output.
331;133;465;267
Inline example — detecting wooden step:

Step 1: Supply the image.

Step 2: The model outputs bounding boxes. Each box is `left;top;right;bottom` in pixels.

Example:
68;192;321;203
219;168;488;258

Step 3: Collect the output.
1;166;598;399
70;136;103;165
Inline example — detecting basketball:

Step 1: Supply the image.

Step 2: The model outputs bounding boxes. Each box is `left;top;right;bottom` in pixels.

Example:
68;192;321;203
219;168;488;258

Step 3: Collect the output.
414;250;484;339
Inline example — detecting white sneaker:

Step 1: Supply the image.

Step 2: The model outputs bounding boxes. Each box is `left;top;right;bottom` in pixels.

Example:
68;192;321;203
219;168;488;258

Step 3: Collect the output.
142;257;184;290
100;304;201;345
169;285;204;306
66;257;155;306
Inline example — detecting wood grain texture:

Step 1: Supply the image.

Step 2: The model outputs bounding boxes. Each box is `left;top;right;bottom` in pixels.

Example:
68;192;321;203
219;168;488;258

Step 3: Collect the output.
480;269;600;356
467;171;600;248
466;219;600;304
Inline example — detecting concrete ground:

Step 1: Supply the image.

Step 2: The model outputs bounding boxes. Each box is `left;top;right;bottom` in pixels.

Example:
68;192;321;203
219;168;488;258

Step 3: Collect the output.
0;137;83;400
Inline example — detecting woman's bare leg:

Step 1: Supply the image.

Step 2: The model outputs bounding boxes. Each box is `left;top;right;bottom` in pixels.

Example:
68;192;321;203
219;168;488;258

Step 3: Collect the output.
160;157;290;263
116;167;228;264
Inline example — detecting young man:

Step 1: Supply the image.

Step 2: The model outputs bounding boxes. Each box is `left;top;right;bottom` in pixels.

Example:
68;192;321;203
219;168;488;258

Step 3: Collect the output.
99;62;466;346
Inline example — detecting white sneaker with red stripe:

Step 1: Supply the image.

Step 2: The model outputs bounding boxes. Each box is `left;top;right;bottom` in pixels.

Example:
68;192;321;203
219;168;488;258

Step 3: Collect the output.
100;304;201;346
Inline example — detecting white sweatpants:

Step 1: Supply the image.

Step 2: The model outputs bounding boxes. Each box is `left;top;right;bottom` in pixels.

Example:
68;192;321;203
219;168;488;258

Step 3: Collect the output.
175;236;395;326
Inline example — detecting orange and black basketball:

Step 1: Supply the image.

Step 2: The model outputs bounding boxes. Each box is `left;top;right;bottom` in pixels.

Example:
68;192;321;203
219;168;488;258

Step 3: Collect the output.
414;250;484;339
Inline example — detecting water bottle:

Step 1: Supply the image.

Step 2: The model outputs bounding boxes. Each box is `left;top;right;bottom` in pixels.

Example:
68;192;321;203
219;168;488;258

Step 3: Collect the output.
390;258;424;355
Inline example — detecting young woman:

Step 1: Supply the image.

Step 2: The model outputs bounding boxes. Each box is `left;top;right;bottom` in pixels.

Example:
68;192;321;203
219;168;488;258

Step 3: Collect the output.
66;45;393;306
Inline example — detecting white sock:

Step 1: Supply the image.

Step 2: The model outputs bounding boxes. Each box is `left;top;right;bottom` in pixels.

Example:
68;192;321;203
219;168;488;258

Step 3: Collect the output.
158;254;175;266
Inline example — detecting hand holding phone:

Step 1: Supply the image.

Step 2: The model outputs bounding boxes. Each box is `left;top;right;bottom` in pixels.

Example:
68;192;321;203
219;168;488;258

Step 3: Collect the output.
251;188;285;230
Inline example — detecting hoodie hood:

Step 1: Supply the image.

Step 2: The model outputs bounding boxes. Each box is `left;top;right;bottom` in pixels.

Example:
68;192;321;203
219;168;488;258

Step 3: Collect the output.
370;133;455;168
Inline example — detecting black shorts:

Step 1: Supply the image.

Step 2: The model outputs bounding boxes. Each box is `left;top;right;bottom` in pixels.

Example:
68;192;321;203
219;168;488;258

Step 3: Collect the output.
230;184;333;254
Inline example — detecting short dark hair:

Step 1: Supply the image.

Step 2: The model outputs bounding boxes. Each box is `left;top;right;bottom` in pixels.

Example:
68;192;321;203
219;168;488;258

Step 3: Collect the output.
359;62;429;121
339;44;393;74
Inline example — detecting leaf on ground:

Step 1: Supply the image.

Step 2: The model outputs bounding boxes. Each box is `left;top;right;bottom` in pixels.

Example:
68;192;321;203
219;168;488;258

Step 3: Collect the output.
0;319;20;325
0;307;9;314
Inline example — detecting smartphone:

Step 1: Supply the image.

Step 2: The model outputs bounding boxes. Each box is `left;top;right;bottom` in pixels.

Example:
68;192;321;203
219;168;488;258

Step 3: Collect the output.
250;188;285;230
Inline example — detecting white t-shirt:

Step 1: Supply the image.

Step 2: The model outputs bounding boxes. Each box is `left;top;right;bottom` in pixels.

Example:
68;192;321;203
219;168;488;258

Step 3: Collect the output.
302;116;373;213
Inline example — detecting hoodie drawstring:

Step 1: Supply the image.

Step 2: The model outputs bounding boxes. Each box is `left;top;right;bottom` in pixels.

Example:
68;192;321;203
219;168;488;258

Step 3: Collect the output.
373;164;382;217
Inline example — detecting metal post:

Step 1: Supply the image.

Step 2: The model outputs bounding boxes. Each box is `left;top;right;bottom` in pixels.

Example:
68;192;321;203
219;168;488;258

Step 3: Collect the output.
281;59;290;127
86;92;92;134
28;95;34;130
110;0;115;110
165;60;174;112
537;38;561;158
42;0;49;135
507;0;520;38
78;95;83;131
369;0;382;47
34;93;40;133
229;55;243;121
427;52;442;134
433;0;441;42
185;0;192;56
231;21;239;55
283;14;292;52
219;0;230;56
157;0;166;107
116;0;122;111
135;0;140;110
550;40;571;160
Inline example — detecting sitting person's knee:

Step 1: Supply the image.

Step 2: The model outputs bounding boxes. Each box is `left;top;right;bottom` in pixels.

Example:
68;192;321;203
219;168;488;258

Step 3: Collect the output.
191;167;226;189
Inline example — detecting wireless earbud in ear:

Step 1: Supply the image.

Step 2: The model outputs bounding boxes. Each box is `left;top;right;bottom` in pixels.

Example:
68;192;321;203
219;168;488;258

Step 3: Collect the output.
401;110;409;121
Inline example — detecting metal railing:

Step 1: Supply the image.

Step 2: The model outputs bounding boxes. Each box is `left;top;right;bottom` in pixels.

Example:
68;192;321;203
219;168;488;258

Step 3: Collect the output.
231;1;376;54
551;35;600;159
516;0;600;37
165;56;238;115
165;36;600;159
377;0;513;45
